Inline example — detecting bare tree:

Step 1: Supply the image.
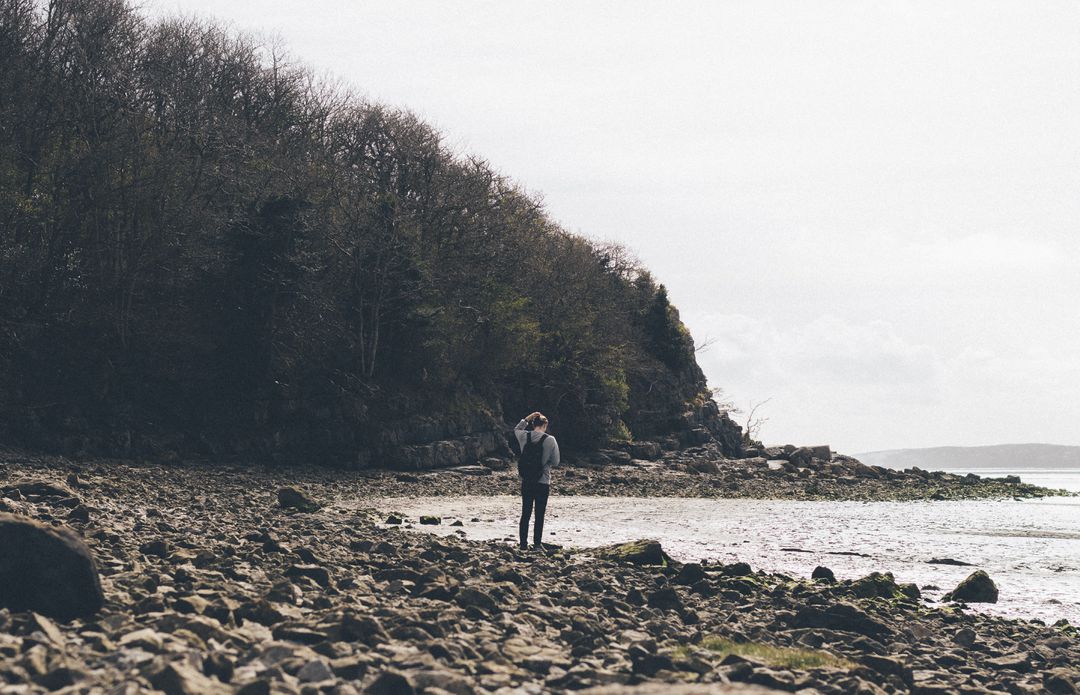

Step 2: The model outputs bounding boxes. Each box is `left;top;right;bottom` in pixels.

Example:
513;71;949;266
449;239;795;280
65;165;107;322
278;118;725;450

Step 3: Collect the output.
743;397;772;443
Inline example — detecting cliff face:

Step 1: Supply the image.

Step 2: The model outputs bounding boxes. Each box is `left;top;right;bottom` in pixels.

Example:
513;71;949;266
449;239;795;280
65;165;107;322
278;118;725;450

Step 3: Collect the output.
0;0;734;466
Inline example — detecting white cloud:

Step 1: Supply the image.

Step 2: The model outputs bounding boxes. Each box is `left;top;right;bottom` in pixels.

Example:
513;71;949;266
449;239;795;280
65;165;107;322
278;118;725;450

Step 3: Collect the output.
777;233;1068;287
692;312;944;394
688;310;1080;452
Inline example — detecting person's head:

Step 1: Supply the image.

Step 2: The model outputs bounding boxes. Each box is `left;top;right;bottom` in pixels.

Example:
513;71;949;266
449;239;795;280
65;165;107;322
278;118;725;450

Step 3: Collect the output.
530;414;549;433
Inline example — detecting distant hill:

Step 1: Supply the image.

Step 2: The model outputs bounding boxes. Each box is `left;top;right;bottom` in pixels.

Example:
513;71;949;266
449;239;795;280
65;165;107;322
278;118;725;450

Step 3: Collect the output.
857;444;1080;471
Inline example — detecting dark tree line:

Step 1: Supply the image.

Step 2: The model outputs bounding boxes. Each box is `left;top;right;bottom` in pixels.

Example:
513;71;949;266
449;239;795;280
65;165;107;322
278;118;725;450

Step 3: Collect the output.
0;0;711;462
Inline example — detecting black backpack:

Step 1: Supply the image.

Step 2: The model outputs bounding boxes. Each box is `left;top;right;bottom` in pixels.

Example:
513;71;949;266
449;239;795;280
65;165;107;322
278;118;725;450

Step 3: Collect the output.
518;432;548;483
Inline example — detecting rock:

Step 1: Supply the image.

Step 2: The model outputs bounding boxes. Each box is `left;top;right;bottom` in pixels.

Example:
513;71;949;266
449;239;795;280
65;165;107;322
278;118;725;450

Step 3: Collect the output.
271;624;328;644
149;661;222;695
455;587;498;614
898;582;920;599
67;504;91;522
481;457;508;470
330;655;370;680
596;539;670;565
860;655;913;684
365;670;416;695
809;445;831;460
384;514;403;525
4;479;77;498
410;670;475;695
140;539;170;557
789;447;813;467
688;459;720;474
851;572;902;599
646;587;682;611
277;487;320;512
985;652;1031;672
203;653;234;683
35;664;89;690
0;514;104;620
953;627;977;647
675;563;706;585
629;441;662;461
1044;668;1079;694
927;558;974;566
419;516;441;525
119;628;165;651
630;649;676;677
285;564;332;588
793;602;893;638
811;566;836;583
235;681;272;695
942;570;998;603
721;562;753;577
297;659;335;683
341;613;389;646
174;591;210;612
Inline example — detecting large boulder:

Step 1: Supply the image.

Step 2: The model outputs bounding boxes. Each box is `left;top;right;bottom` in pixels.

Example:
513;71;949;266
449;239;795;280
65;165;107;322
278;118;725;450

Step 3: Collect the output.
596;539;671;566
277;487;320;512
3;479;78;499
850;571;903;599
943;570;998;603
628;441;662;461
0;514;104;620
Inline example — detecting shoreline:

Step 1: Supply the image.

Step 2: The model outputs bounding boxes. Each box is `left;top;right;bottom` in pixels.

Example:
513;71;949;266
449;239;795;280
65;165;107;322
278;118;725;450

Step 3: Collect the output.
366;493;1080;627
0;453;1077;693
4;443;1072;504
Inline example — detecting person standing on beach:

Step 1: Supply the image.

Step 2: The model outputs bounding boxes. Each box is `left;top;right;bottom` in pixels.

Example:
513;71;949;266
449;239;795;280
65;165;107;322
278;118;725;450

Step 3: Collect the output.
511;411;561;550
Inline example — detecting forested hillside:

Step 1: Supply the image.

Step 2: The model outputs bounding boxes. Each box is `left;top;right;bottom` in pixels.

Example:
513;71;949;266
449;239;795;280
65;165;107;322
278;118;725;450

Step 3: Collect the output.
0;0;738;465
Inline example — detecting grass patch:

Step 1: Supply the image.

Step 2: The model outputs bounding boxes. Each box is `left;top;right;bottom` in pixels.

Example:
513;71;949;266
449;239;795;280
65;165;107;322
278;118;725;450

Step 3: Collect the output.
680;638;854;671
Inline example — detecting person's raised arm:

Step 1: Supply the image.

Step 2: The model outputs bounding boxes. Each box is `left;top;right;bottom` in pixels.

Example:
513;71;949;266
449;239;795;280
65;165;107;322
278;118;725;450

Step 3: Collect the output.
516;411;541;430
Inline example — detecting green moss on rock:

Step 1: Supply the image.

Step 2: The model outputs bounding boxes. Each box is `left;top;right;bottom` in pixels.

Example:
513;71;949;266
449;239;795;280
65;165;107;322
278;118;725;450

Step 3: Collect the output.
596;539;671;566
943;570;998;603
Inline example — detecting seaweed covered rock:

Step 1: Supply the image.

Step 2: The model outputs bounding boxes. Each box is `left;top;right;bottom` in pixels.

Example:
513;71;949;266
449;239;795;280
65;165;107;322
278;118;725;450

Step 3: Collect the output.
596;539;671;566
277;487;321;512
0;514;103;620
943;570;999;603
850;571;903;599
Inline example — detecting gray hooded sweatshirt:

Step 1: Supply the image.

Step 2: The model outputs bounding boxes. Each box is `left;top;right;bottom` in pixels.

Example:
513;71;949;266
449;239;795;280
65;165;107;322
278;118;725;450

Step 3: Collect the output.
513;419;561;485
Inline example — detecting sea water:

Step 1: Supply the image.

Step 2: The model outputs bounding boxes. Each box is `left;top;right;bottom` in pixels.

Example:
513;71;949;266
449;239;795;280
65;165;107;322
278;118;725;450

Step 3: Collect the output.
370;483;1080;626
940;468;1080;494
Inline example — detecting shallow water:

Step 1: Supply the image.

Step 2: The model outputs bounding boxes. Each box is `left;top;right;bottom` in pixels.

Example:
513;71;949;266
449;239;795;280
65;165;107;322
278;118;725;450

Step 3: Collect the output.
369;494;1080;626
941;468;1080;493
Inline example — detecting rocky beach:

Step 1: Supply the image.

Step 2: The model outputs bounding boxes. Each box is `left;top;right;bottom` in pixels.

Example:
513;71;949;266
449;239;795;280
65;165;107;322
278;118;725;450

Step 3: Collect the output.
1;450;1077;694
350;442;1069;503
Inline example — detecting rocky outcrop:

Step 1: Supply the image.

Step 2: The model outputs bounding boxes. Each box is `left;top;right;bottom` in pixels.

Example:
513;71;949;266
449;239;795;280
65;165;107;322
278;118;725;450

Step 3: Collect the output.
369;411;511;471
0;514;103;620
944;570;1000;603
682;400;744;457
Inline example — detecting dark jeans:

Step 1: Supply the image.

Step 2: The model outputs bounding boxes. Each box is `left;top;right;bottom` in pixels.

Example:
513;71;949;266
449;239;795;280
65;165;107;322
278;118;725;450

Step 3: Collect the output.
519;480;550;548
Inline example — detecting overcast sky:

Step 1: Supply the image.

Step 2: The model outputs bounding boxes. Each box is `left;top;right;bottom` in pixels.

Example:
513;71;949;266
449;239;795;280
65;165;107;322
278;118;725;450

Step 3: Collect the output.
145;0;1080;454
